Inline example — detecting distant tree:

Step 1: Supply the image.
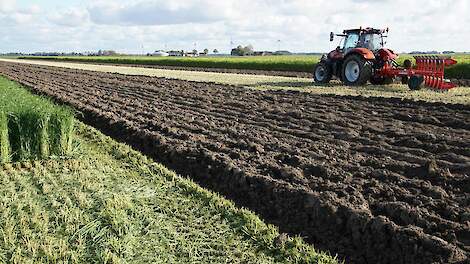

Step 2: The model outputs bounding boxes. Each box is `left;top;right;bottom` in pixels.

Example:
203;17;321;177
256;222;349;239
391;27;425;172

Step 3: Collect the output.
203;48;209;54
96;49;116;56
244;45;254;55
231;45;254;56
106;50;117;56
213;49;219;54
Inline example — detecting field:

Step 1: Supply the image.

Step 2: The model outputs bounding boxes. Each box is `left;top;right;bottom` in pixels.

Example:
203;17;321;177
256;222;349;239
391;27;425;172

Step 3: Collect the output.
0;61;468;263
0;76;336;263
2;58;469;105
18;54;470;79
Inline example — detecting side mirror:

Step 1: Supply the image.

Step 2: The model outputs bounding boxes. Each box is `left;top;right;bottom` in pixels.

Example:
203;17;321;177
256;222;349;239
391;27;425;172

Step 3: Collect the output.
330;32;334;42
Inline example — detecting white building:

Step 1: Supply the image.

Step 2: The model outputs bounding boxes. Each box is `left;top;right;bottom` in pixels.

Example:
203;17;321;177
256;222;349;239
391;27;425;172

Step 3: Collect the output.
151;50;169;57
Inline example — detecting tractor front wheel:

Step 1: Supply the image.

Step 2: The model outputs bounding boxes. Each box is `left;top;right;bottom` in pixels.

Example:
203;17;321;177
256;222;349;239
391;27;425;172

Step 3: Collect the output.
313;62;332;84
342;54;372;86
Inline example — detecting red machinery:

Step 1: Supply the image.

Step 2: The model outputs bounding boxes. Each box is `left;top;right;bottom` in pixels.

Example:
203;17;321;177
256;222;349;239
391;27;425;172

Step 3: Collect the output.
313;27;458;90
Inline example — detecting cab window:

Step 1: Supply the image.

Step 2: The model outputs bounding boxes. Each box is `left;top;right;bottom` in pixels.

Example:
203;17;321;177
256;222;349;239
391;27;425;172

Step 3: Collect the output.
344;33;359;50
361;34;382;50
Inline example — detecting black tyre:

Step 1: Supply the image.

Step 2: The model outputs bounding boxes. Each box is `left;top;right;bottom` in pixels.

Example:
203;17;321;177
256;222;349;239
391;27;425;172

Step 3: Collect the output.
313;62;332;84
370;75;394;85
408;75;424;90
342;54;372;86
401;76;409;84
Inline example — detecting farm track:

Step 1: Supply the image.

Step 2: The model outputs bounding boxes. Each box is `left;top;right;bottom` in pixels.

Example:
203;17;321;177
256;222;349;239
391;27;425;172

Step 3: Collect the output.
0;61;469;264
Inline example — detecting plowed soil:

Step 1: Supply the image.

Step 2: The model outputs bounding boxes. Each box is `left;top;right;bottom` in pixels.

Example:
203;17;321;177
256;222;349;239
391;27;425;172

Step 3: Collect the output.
0;61;469;264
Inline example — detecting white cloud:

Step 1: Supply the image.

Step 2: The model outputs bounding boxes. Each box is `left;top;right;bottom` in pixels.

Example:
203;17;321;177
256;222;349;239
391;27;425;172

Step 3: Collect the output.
0;0;16;12
87;0;229;26
0;0;469;54
49;8;90;27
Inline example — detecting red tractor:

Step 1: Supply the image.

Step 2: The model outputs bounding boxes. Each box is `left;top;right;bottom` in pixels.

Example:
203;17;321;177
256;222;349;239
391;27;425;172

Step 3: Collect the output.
313;27;458;90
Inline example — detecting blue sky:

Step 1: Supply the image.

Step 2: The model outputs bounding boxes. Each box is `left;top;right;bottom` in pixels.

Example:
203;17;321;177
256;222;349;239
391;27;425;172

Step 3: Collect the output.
1;0;469;54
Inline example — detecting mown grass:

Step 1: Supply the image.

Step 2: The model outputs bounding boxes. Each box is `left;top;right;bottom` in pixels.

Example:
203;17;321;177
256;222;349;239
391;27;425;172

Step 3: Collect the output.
0;76;74;163
19;54;470;79
0;77;337;263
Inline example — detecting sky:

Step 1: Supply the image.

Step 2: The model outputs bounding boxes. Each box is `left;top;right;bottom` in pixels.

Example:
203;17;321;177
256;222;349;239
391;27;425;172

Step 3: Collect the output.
0;0;469;54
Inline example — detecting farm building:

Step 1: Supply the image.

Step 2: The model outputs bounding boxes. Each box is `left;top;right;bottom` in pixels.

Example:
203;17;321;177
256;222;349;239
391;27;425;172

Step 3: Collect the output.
168;50;184;56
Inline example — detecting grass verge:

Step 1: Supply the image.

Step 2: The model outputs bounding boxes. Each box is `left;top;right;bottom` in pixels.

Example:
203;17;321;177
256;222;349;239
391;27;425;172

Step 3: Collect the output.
0;77;338;263
0;77;74;163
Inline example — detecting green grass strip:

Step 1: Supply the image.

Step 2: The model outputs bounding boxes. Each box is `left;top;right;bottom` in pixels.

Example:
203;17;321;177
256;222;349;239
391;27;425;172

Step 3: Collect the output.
0;76;75;162
0;111;9;163
49;110;75;156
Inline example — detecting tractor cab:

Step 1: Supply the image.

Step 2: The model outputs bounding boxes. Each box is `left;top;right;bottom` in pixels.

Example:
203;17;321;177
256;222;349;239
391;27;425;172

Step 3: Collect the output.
330;28;387;55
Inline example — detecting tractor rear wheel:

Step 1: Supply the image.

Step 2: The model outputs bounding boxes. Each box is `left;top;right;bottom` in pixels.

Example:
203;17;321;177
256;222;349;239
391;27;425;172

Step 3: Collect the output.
370;76;394;85
313;62;332;84
408;75;424;90
342;54;372;86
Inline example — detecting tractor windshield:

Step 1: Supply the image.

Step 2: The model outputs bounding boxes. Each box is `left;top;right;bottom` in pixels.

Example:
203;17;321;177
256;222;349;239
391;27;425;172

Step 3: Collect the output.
344;33;359;51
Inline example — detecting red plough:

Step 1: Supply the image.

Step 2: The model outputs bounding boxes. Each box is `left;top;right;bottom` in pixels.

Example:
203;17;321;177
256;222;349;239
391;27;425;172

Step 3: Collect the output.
413;56;457;90
379;55;458;90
